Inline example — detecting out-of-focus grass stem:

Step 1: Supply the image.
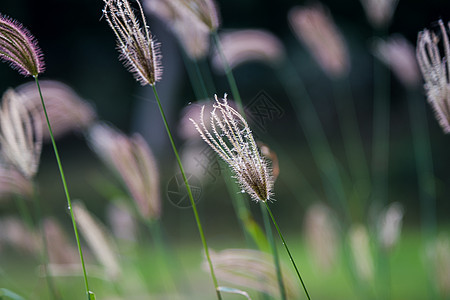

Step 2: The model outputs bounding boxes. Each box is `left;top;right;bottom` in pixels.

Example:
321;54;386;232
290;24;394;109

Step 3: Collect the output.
264;201;311;300
212;31;244;115
332;77;370;220
34;76;92;299
276;58;349;221
151;84;222;300
260;202;287;300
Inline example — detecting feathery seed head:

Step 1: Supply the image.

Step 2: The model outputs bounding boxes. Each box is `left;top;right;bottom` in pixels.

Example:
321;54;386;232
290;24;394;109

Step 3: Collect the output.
212;29;286;73
144;0;211;59
0;14;44;77
359;0;399;28
88;123;161;219
103;0;162;86
417;20;450;134
0;89;43;179
205;248;299;299
177;0;220;32
288;4;350;78
0;164;33;199
373;35;421;88
73;201;121;280
190;94;274;202
15;80;97;140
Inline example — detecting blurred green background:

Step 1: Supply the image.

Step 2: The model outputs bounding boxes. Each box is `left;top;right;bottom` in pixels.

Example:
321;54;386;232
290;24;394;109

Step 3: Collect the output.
1;0;450;299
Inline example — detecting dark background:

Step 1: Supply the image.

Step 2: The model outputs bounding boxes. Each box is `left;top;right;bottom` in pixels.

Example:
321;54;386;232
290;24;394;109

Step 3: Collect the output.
1;0;450;237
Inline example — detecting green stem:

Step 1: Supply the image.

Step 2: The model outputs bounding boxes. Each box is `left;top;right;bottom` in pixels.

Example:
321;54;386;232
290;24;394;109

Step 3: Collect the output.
181;51;207;100
32;183;60;300
371;31;390;208
263;201;311;300
34;76;91;299
276;60;349;222
144;219;186;293
260;202;286;300
212;31;244;115
332;78;370;218
151;84;222;300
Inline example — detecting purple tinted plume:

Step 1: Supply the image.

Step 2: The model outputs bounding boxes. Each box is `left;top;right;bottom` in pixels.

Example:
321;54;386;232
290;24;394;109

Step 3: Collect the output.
0;14;44;77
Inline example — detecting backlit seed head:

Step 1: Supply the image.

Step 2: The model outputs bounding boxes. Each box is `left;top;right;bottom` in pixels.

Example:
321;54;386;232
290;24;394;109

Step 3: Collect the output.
0;89;43;179
190;94;274;202
212;29;286;73
15;80;97;140
144;0;211;59
0;14;44;77
103;0;162;86
359;0;399;28
416;20;450;133
373;35;421;88
288;4;350;78
88;122;161;219
205;248;299;299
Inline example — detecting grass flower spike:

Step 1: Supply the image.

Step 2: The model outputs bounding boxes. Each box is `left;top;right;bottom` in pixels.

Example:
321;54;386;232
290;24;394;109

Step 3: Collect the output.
190;94;273;203
88;123;161;220
416;20;450;134
0;89;42;179
0;14;44;77
102;0;162;86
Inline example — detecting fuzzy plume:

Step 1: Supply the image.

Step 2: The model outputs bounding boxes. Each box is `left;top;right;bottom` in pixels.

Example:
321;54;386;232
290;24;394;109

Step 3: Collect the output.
0;14;44;77
212;29;286;73
102;0;162;86
0;89;43;178
205;248;299;299
15;80;97;140
190;95;273;202
144;0;211;59
288;4;350;78
373;35;421;88
416;20;450;134
88;122;161;219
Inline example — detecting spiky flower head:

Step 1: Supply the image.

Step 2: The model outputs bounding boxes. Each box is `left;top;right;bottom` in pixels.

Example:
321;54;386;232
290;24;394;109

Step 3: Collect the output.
359;0;399;28
0;164;33;199
144;0;212;60
190;94;274;202
416;20;450;134
0;14;44;77
88;122;161;219
176;0;220;32
205;248;299;299
15;80;97;140
373;35;421;88
73;201;121;280
288;4;350;78
102;0;162;86
0;89;43;179
212;29;286;73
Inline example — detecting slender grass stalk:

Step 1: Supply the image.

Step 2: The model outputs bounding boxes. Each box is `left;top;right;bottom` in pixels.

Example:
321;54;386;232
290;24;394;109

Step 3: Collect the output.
276;59;349;221
212;31;244;115
260;202;287;300
181;51;207;100
198;58;217;95
144;218;187;294
407;90;436;239
151;84;222;300
34;76;91;299
32;184;60;300
371;28;390;208
14;196;34;230
264;201;311;300
207;38;306;298
332;77;370;219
